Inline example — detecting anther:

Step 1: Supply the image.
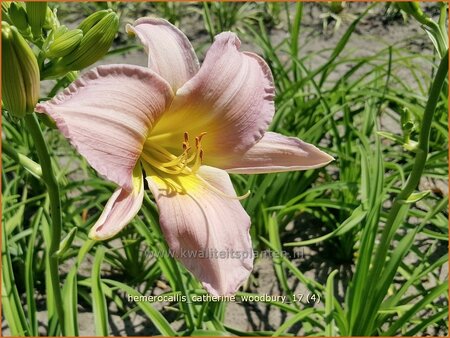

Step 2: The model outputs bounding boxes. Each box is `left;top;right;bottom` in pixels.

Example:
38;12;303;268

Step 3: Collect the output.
195;132;207;148
184;132;189;143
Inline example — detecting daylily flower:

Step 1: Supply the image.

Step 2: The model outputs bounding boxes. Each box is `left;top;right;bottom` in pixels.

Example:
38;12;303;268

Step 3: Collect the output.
36;18;333;296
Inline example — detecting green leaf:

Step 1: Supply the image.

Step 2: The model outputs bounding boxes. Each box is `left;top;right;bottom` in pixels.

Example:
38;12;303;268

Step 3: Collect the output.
190;329;230;336
103;279;177;336
92;246;109;336
404;308;448;336
24;207;42;336
53;227;77;258
62;268;79;336
272;308;316;336
284;205;366;246
383;283;448;335
399;190;431;204
325;270;338;336
2;210;31;336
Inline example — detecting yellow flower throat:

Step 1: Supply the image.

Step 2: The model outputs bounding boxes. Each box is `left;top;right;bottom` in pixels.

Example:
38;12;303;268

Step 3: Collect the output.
141;131;250;201
142;131;206;176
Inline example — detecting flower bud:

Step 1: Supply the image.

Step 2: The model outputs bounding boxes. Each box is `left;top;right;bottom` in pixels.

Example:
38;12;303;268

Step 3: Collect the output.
77;9;111;34
42;25;68;52
2;21;40;118
46;29;83;58
9;2;29;32
25;2;47;38
54;24;69;38
43;6;59;30
329;2;345;14
57;10;119;70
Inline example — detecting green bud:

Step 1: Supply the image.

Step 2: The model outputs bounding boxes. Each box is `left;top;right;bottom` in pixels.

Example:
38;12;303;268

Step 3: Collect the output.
53;227;77;258
42;25;68;52
9;2;29;32
403;121;415;132
57;11;119;70
43;6;59;30
25;1;47;38
329;2;345;14
397;2;433;26
77;9;111;34
54;24;69;38
2;21;40;118
46;29;83;58
401;107;415;134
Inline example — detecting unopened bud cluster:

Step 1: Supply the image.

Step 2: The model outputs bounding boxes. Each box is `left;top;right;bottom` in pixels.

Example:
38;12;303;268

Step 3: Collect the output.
2;3;119;117
43;9;119;77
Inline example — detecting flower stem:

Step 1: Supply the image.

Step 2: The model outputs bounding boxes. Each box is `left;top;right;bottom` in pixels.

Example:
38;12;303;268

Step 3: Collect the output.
373;50;448;261
359;50;449;333
24;113;65;335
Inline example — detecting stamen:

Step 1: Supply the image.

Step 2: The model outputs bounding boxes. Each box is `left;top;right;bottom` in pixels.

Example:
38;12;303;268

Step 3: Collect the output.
191;148;203;172
141;152;187;175
143;131;208;176
194;132;207;148
146;142;177;160
160;151;188;168
146;147;181;167
185;149;198;164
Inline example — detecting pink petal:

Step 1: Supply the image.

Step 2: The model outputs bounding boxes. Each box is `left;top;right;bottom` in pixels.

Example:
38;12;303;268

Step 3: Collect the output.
89;164;144;240
126;18;199;91
145;165;253;296
223;132;334;174
149;32;275;168
35;65;173;192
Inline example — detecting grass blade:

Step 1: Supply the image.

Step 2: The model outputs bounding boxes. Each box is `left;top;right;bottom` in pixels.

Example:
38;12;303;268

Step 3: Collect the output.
103;279;177;336
325;270;338;336
92;246;109;336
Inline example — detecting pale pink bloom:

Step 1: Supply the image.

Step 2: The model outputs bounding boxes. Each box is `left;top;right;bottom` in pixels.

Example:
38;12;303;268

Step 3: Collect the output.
36;18;333;296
